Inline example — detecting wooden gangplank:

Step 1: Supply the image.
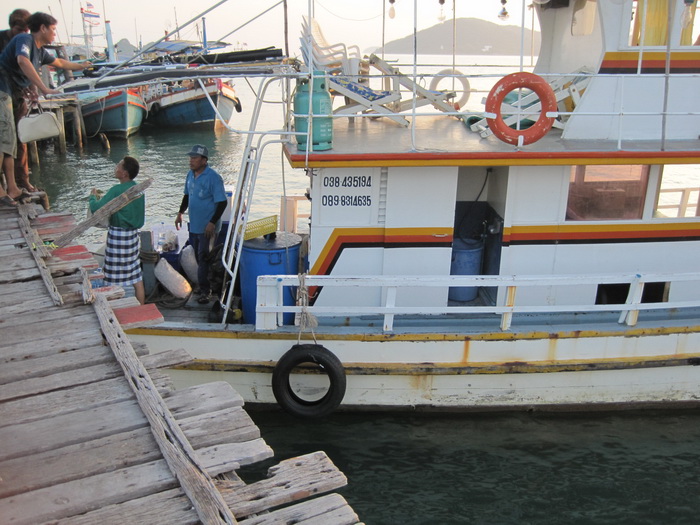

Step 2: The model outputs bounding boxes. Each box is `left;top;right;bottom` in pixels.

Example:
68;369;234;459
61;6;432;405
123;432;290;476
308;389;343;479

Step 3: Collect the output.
0;202;360;524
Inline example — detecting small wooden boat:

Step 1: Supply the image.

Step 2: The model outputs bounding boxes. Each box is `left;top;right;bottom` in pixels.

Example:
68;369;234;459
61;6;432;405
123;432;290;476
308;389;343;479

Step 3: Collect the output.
80;88;147;138
143;79;242;128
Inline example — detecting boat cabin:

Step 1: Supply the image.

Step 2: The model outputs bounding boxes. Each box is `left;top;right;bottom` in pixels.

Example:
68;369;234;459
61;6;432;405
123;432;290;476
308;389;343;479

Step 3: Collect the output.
261;0;700;325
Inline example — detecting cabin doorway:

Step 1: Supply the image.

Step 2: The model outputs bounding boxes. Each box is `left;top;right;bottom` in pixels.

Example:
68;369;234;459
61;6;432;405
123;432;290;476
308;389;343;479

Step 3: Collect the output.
452;201;503;305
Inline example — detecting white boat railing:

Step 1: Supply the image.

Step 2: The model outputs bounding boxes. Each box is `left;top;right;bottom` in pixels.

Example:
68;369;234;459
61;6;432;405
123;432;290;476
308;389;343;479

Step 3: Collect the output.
254;272;700;332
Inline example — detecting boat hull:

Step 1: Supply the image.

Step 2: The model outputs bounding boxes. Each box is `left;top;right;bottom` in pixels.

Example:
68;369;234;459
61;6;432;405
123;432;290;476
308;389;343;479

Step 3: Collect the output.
144;81;241;127
129;316;700;412
81;89;146;138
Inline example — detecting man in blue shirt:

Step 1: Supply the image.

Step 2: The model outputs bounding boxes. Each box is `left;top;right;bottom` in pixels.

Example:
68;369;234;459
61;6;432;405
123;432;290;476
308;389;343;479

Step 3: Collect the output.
175;144;227;304
0;12;88;202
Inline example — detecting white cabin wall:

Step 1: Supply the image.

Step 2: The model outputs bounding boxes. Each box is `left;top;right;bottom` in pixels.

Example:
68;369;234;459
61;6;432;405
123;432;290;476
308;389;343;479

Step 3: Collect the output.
534;2;604;76
308;167;385;307
505;166;569;225
499;166;569;305
308;166;458;308
383;167;458;306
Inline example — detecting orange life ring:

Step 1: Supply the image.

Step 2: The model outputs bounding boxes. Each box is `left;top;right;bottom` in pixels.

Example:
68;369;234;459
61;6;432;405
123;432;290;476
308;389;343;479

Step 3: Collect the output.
485;72;557;146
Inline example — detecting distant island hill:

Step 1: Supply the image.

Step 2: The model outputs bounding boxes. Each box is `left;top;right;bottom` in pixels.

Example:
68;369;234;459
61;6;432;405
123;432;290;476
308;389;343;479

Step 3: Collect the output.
373;18;541;55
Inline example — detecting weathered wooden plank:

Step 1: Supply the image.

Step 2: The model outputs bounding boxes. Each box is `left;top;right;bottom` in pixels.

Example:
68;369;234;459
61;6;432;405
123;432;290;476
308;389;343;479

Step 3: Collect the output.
0;398;147;461
0;429;270;498
0;310;98;347
0;459;177;525
218;452;349;519
114;303;165;329
0;278;49;297
0;266;39;283
140;348;192;370
47;258;98;273
0;343;114;384
0;427;158;498
163;381;244;419
0;377;135;427
2;301;100;329
0;361;124;403
108;296;141;309
91;293;237;524
0;360;172;428
37;488;199;525
0;250;35;270
197;439;273;476
238;493;359;525
178;406;261;449
0;330;108;364
0;294;69;317
18;209;63;304
54;178;152;247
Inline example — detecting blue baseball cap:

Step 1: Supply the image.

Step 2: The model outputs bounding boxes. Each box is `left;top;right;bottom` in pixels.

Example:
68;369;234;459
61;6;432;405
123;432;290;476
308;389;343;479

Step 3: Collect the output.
187;144;209;158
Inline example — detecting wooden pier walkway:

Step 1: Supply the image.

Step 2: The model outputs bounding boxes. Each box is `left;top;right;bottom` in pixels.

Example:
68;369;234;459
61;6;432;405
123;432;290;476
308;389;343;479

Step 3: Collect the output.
0;201;360;524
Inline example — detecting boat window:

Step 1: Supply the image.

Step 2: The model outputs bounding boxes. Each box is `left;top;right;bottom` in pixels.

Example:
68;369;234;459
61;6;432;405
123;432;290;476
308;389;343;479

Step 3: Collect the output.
595;282;668;304
629;0;699;46
566;165;649;221
653;164;700;218
571;0;597;37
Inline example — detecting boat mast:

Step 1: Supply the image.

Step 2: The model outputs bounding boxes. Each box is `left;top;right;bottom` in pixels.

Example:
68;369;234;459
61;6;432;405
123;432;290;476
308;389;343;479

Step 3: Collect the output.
202;17;208;54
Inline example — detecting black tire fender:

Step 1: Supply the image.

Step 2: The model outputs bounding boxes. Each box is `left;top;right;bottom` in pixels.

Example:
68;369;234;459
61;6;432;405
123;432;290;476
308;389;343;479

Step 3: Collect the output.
272;344;346;418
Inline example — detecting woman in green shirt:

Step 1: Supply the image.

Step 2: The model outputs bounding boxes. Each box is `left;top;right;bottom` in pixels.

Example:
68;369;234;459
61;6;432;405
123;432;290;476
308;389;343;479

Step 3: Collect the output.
89;156;145;303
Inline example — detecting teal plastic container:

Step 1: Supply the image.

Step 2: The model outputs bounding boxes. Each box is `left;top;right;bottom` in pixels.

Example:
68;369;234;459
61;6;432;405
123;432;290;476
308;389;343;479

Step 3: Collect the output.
448;239;484;302
240;232;302;325
294;72;333;151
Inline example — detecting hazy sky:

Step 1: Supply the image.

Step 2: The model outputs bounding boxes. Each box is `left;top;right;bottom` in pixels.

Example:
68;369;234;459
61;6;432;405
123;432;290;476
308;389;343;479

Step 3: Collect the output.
1;1;531;54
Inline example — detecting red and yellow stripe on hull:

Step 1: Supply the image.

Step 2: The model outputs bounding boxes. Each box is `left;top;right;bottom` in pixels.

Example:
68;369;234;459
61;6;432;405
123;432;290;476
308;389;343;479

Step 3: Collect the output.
599;51;700;74
504;222;700;246
310;227;454;276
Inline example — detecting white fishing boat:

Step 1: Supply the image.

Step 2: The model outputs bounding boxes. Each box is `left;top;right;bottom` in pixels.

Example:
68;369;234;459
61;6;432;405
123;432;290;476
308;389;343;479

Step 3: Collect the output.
128;0;700;417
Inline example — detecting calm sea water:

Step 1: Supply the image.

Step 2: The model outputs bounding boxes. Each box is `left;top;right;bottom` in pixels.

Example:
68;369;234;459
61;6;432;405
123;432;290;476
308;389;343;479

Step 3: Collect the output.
246;409;700;525
33;57;700;524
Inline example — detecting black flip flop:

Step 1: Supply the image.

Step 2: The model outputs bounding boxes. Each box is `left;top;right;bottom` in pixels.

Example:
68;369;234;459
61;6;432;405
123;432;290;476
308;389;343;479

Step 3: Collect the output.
0;195;18;207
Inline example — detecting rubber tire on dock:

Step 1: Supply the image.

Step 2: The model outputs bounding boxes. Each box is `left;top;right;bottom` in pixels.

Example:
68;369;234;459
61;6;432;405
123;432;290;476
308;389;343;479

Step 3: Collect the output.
272;344;346;418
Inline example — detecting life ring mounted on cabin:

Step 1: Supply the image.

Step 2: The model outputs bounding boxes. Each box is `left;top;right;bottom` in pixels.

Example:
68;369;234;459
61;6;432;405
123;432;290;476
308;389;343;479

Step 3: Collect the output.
272;344;346;418
429;68;470;109
485;71;557;146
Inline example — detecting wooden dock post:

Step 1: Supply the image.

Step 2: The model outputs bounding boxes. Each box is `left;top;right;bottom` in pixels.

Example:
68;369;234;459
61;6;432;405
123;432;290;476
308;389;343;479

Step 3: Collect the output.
69;103;83;149
54;105;67;154
27;141;39;167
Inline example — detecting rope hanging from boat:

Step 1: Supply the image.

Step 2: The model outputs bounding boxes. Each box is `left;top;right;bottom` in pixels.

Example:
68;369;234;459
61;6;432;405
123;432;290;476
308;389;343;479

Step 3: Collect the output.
296;272;318;344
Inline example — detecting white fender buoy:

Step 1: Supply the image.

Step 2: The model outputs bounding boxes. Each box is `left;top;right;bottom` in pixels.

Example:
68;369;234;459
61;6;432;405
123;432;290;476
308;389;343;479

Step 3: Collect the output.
429;68;470;109
180;244;199;285
154;258;191;299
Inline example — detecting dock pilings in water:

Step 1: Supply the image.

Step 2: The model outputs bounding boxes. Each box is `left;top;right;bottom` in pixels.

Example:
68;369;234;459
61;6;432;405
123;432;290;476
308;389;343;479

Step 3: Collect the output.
0;201;361;524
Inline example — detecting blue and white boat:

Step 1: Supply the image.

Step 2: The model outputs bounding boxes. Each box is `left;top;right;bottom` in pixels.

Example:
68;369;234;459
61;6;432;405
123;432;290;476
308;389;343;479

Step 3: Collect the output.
143;78;242;128
80;88;147;138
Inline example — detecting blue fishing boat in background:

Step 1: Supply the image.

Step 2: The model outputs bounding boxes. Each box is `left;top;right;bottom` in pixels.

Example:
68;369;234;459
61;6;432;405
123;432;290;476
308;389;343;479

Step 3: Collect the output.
143;78;242;128
80;88;147;138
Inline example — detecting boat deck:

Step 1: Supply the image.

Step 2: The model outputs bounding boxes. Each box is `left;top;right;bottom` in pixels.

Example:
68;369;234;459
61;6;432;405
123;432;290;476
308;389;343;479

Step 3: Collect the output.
286;112;700;168
0;202;360;524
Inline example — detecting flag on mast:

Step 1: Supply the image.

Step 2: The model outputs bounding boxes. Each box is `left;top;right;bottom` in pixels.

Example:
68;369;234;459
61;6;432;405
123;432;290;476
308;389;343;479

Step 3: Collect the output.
81;2;101;26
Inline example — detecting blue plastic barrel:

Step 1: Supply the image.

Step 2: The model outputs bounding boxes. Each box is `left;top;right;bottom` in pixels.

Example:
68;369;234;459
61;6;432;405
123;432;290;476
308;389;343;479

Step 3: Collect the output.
449;239;484;302
240;232;302;325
